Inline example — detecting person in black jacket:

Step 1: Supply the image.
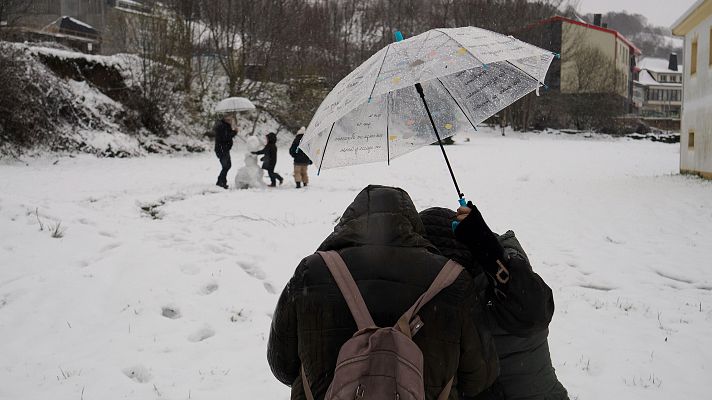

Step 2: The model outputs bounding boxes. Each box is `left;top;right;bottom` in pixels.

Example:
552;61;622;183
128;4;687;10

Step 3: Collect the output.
289;127;312;188
213;114;237;189
419;206;569;400
252;132;283;187
268;185;499;400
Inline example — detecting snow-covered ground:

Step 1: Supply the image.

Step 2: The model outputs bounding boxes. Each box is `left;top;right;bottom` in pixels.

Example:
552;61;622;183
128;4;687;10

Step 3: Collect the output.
1;129;711;400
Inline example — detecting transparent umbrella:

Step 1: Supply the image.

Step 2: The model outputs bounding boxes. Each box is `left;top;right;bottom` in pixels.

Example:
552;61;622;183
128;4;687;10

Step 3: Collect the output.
299;27;555;200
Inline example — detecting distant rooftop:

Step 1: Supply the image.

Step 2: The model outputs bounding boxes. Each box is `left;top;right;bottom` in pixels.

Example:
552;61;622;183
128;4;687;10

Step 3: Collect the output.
524;15;642;55
638;57;683;74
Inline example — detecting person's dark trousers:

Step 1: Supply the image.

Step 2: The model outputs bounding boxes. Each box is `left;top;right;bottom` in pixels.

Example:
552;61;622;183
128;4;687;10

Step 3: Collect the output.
267;169;283;186
216;152;231;188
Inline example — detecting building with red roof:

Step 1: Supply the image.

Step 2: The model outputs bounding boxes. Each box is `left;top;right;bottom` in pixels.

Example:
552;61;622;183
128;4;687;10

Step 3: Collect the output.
519;14;641;112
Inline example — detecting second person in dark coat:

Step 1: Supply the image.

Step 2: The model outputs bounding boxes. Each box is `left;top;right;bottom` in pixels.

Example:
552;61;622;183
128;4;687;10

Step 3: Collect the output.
419;206;569;400
268;185;500;400
252;132;283;187
213;114;237;189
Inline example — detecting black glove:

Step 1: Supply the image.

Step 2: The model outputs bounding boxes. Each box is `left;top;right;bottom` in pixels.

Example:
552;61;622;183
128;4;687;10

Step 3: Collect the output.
251;151;259;154
453;201;505;271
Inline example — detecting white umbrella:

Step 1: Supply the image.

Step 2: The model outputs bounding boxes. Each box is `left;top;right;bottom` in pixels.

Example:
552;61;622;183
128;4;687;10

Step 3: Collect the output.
213;97;256;113
299;27;555;199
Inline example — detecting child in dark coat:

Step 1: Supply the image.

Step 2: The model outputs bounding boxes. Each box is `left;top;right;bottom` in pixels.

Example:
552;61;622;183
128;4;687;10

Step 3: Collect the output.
252;132;283;187
289;127;312;188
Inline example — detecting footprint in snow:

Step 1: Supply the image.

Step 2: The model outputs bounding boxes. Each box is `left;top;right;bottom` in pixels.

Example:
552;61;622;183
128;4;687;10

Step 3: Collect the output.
201;282;219;295
238;261;266;280
263;282;277;294
161;306;181;319
579;283;615;292
100;242;122;253
122;365;152;383
188;326;215;342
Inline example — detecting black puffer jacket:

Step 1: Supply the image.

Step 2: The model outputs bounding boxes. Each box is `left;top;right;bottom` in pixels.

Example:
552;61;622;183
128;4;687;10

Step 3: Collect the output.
420;208;569;400
290;133;312;165
254;132;278;170
213;119;236;156
268;186;499;400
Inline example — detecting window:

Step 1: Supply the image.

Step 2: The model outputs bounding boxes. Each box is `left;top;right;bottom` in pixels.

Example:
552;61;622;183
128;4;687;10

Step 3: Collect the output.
692;37;698;75
689;131;695;149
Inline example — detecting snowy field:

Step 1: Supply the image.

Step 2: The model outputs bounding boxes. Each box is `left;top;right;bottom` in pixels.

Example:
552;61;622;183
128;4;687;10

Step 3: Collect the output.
1;129;711;400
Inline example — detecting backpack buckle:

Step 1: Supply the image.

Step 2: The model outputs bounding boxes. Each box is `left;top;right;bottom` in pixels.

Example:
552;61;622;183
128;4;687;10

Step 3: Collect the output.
355;384;365;398
495;260;510;284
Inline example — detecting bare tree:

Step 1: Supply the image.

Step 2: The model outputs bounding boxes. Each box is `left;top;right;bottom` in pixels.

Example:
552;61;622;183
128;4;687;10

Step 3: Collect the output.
0;0;34;36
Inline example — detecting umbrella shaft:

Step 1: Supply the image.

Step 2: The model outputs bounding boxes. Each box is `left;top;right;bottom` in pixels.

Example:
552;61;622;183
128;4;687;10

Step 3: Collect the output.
414;83;464;200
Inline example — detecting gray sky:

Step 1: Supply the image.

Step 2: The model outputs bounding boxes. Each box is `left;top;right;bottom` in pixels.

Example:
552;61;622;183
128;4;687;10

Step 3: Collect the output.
575;0;698;27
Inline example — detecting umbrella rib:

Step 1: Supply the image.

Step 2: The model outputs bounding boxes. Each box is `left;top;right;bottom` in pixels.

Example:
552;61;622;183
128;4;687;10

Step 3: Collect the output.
413;30;433;83
368;44;391;102
386;91;390;166
317;122;336;176
504;60;543;86
436;77;478;133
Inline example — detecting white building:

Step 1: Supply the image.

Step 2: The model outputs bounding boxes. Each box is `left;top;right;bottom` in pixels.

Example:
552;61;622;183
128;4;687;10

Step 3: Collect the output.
633;55;683;119
672;0;712;179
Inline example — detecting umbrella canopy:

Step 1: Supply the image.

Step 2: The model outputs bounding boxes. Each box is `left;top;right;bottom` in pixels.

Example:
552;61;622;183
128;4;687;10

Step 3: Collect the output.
299;27;554;172
214;97;256;113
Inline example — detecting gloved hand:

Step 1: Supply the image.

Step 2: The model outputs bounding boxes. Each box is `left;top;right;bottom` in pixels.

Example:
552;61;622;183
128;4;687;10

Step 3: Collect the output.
453;201;505;269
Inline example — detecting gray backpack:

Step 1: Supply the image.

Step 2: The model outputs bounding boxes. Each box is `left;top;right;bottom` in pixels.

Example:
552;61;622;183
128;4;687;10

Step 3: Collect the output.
301;250;464;400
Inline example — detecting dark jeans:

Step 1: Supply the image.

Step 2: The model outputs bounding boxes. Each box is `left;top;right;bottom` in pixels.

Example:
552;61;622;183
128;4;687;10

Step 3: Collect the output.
266;168;283;185
216;152;231;186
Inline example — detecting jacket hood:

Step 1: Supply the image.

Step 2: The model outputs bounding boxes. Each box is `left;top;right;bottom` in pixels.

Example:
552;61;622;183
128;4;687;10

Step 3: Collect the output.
266;132;277;144
419;207;479;273
318;185;436;251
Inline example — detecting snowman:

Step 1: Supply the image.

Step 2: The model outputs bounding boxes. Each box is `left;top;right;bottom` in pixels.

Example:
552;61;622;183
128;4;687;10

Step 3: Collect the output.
235;135;266;189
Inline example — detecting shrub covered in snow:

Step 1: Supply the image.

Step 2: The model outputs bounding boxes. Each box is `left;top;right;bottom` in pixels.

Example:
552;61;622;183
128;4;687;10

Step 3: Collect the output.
0;42;207;157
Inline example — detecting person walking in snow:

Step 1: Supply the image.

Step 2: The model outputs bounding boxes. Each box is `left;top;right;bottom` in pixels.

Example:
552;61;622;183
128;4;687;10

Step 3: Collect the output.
252;132;283;187
419;205;569;400
267;185;499;400
289;127;312;188
214;114;238;189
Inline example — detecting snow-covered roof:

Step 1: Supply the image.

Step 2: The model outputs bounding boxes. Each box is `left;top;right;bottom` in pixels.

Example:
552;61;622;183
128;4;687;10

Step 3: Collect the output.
64;16;95;31
672;0;710;35
635;69;683;87
638;57;683;74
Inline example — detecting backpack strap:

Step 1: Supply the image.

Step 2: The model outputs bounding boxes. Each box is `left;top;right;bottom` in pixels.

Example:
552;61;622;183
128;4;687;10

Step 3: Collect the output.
301;365;315;400
438;377;454;400
317;251;376;330
396;260;464;338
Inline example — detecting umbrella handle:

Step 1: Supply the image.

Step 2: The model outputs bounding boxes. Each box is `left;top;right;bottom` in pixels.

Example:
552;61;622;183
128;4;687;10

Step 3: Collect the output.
451;198;469;232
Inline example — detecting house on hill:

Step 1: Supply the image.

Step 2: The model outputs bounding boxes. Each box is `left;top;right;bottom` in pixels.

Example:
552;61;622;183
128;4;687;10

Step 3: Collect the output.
672;0;712;179
632;55;683;127
4;0;152;54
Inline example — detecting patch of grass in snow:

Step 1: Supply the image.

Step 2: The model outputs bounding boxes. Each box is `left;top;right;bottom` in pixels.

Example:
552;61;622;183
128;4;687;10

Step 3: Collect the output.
49;221;65;238
140;201;165;220
57;367;82;380
623;373;663;389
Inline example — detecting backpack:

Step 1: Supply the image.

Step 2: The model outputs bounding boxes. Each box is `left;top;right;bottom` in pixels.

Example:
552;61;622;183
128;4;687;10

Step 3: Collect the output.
301;250;464;400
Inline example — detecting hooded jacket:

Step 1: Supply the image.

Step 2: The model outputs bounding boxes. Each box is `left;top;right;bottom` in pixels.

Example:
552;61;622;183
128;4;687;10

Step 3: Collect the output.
254;132;278;170
213;119;236;156
267;186;499;400
290;131;312;165
419;208;569;400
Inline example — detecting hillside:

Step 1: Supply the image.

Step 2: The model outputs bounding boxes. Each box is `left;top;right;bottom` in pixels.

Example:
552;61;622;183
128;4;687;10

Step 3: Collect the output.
583;12;683;58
